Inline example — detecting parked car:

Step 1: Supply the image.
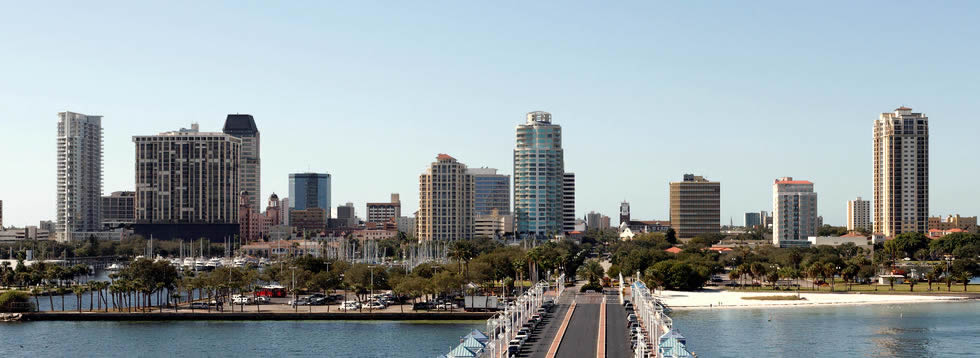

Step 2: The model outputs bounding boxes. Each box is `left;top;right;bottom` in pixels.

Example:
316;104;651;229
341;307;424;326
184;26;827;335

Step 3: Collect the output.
340;301;361;311
289;298;311;306
366;301;386;309
232;294;253;305
254;296;270;304
413;302;432;310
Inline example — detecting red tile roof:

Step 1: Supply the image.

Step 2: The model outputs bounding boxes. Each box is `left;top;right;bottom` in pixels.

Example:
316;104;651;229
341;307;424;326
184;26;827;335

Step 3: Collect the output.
896;106;912;111
436;153;455;160
664;247;682;254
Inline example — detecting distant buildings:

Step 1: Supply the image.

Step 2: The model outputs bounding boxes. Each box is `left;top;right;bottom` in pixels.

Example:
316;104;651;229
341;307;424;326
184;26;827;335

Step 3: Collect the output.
847;197;871;231
563;173;576;233
132;123;240;241
239;192;283;242
333;203;357;228
772;177;818;248
475;209;513;238
808;232;870;248
292;207;327;233
585;211;611;231
625;220;671;233
620;201;630;226
669;174;720;239
367;193;401;224
101;191;135;229
760;211;772;229
929;215;978;234
514;111;567;238
874;107;929;236
417;154;474;241
57;111;104;242
0;200;3;229
744;212;761;228
468;168;510;216
223;114;261;211
289;173;331;226
396;216;416;237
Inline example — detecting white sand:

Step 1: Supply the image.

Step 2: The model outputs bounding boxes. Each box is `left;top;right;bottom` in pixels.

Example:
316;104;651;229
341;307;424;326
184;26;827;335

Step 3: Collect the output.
655;289;969;310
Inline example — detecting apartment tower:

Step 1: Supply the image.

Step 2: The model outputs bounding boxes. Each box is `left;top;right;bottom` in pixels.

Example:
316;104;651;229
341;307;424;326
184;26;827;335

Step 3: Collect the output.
514;111;566;238
57;111;103;241
562;173;576;233
669;174;721;239
772;177;818;247
847;197;871;231
223;114;261;211
133;124;240;241
874;107;929;236
417;154;474;241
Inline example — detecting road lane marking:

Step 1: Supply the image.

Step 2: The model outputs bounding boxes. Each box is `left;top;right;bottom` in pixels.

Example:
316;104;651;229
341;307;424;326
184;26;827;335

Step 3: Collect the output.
546;299;577;358
597;296;606;358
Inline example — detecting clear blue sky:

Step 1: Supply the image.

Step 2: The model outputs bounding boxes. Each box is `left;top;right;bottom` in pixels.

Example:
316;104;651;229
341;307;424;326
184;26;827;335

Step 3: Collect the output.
1;1;978;228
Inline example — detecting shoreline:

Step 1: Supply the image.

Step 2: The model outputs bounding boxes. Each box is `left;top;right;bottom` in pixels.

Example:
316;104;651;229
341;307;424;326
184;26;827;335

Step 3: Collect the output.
657;289;974;311
19;311;494;321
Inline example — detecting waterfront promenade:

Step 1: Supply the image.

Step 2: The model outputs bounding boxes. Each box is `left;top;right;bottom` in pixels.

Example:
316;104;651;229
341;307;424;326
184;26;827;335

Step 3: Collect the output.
511;288;630;358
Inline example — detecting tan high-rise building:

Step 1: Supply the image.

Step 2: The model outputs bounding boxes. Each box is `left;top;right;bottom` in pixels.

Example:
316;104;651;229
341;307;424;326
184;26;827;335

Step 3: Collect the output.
133;123;240;224
669;174;720;239
367;193;401;224
874;107;929;236
847;197;871;231
417;154;474;241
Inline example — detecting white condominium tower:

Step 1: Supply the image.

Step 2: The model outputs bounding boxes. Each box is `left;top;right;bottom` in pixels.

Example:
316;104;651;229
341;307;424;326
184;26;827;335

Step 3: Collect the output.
847;197;871;231
772;177;817;248
57;111;103;241
417;154;474;241
874;107;929;236
514;111;566;239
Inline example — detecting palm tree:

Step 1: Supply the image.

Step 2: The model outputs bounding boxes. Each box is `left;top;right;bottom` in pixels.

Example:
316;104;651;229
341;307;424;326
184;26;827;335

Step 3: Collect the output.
30;287;40;312
578;259;604;286
822;263;838;292
728;267;742;289
805;263;821;291
749;262;766;290
72;285;85;313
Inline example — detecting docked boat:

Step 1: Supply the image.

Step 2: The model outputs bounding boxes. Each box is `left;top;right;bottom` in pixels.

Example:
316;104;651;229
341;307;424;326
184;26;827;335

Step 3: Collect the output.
106;263;124;272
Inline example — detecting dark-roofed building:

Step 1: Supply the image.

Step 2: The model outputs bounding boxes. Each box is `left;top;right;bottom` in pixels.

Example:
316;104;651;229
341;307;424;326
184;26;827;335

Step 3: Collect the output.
223;114;261;212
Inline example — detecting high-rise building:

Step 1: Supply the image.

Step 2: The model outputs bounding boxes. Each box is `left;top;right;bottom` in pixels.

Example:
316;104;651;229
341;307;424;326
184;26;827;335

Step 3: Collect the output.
57;111;103;241
772;177;818;247
874;107;929;236
669;174;721;239
847;197;871;231
417;154;474;241
223;114;261;211
281;197;290;226
132;123;240;241
289;173;331;225
367;193;402;223
333;203;357;228
744;212;761;228
760;211;772;228
585;211;610;231
929;215;978;233
468;168;510;216
562;173;576;233
101;191;135;229
514;111;565;239
620;201;630;226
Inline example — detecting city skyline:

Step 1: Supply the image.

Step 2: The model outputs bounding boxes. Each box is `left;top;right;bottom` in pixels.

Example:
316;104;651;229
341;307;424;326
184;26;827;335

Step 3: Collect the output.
2;3;980;228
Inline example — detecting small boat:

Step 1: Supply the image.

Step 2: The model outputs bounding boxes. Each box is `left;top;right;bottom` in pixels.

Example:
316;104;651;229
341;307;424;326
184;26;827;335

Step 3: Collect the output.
106;263;124;272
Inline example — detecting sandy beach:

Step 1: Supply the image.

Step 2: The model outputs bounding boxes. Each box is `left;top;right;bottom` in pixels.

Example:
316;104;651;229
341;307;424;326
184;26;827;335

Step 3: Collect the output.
656;289;970;310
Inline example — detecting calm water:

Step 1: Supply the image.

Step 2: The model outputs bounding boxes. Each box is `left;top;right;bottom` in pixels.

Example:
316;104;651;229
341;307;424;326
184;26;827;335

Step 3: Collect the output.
671;301;980;357
0;320;484;357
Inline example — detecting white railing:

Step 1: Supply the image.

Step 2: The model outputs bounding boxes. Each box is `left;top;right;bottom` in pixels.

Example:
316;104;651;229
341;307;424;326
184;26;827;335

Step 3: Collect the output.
483;281;549;358
631;276;689;358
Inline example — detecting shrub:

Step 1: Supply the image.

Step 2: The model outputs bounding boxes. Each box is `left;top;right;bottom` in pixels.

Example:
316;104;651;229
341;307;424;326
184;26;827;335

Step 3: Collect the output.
0;291;35;313
579;282;603;292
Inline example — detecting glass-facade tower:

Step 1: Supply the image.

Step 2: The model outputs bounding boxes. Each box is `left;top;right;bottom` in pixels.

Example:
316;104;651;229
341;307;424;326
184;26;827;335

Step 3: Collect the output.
514;111;564;238
289;173;331;218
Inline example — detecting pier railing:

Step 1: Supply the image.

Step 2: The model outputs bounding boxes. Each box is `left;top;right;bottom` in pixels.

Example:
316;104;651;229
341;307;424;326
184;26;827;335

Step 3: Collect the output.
630;279;692;358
